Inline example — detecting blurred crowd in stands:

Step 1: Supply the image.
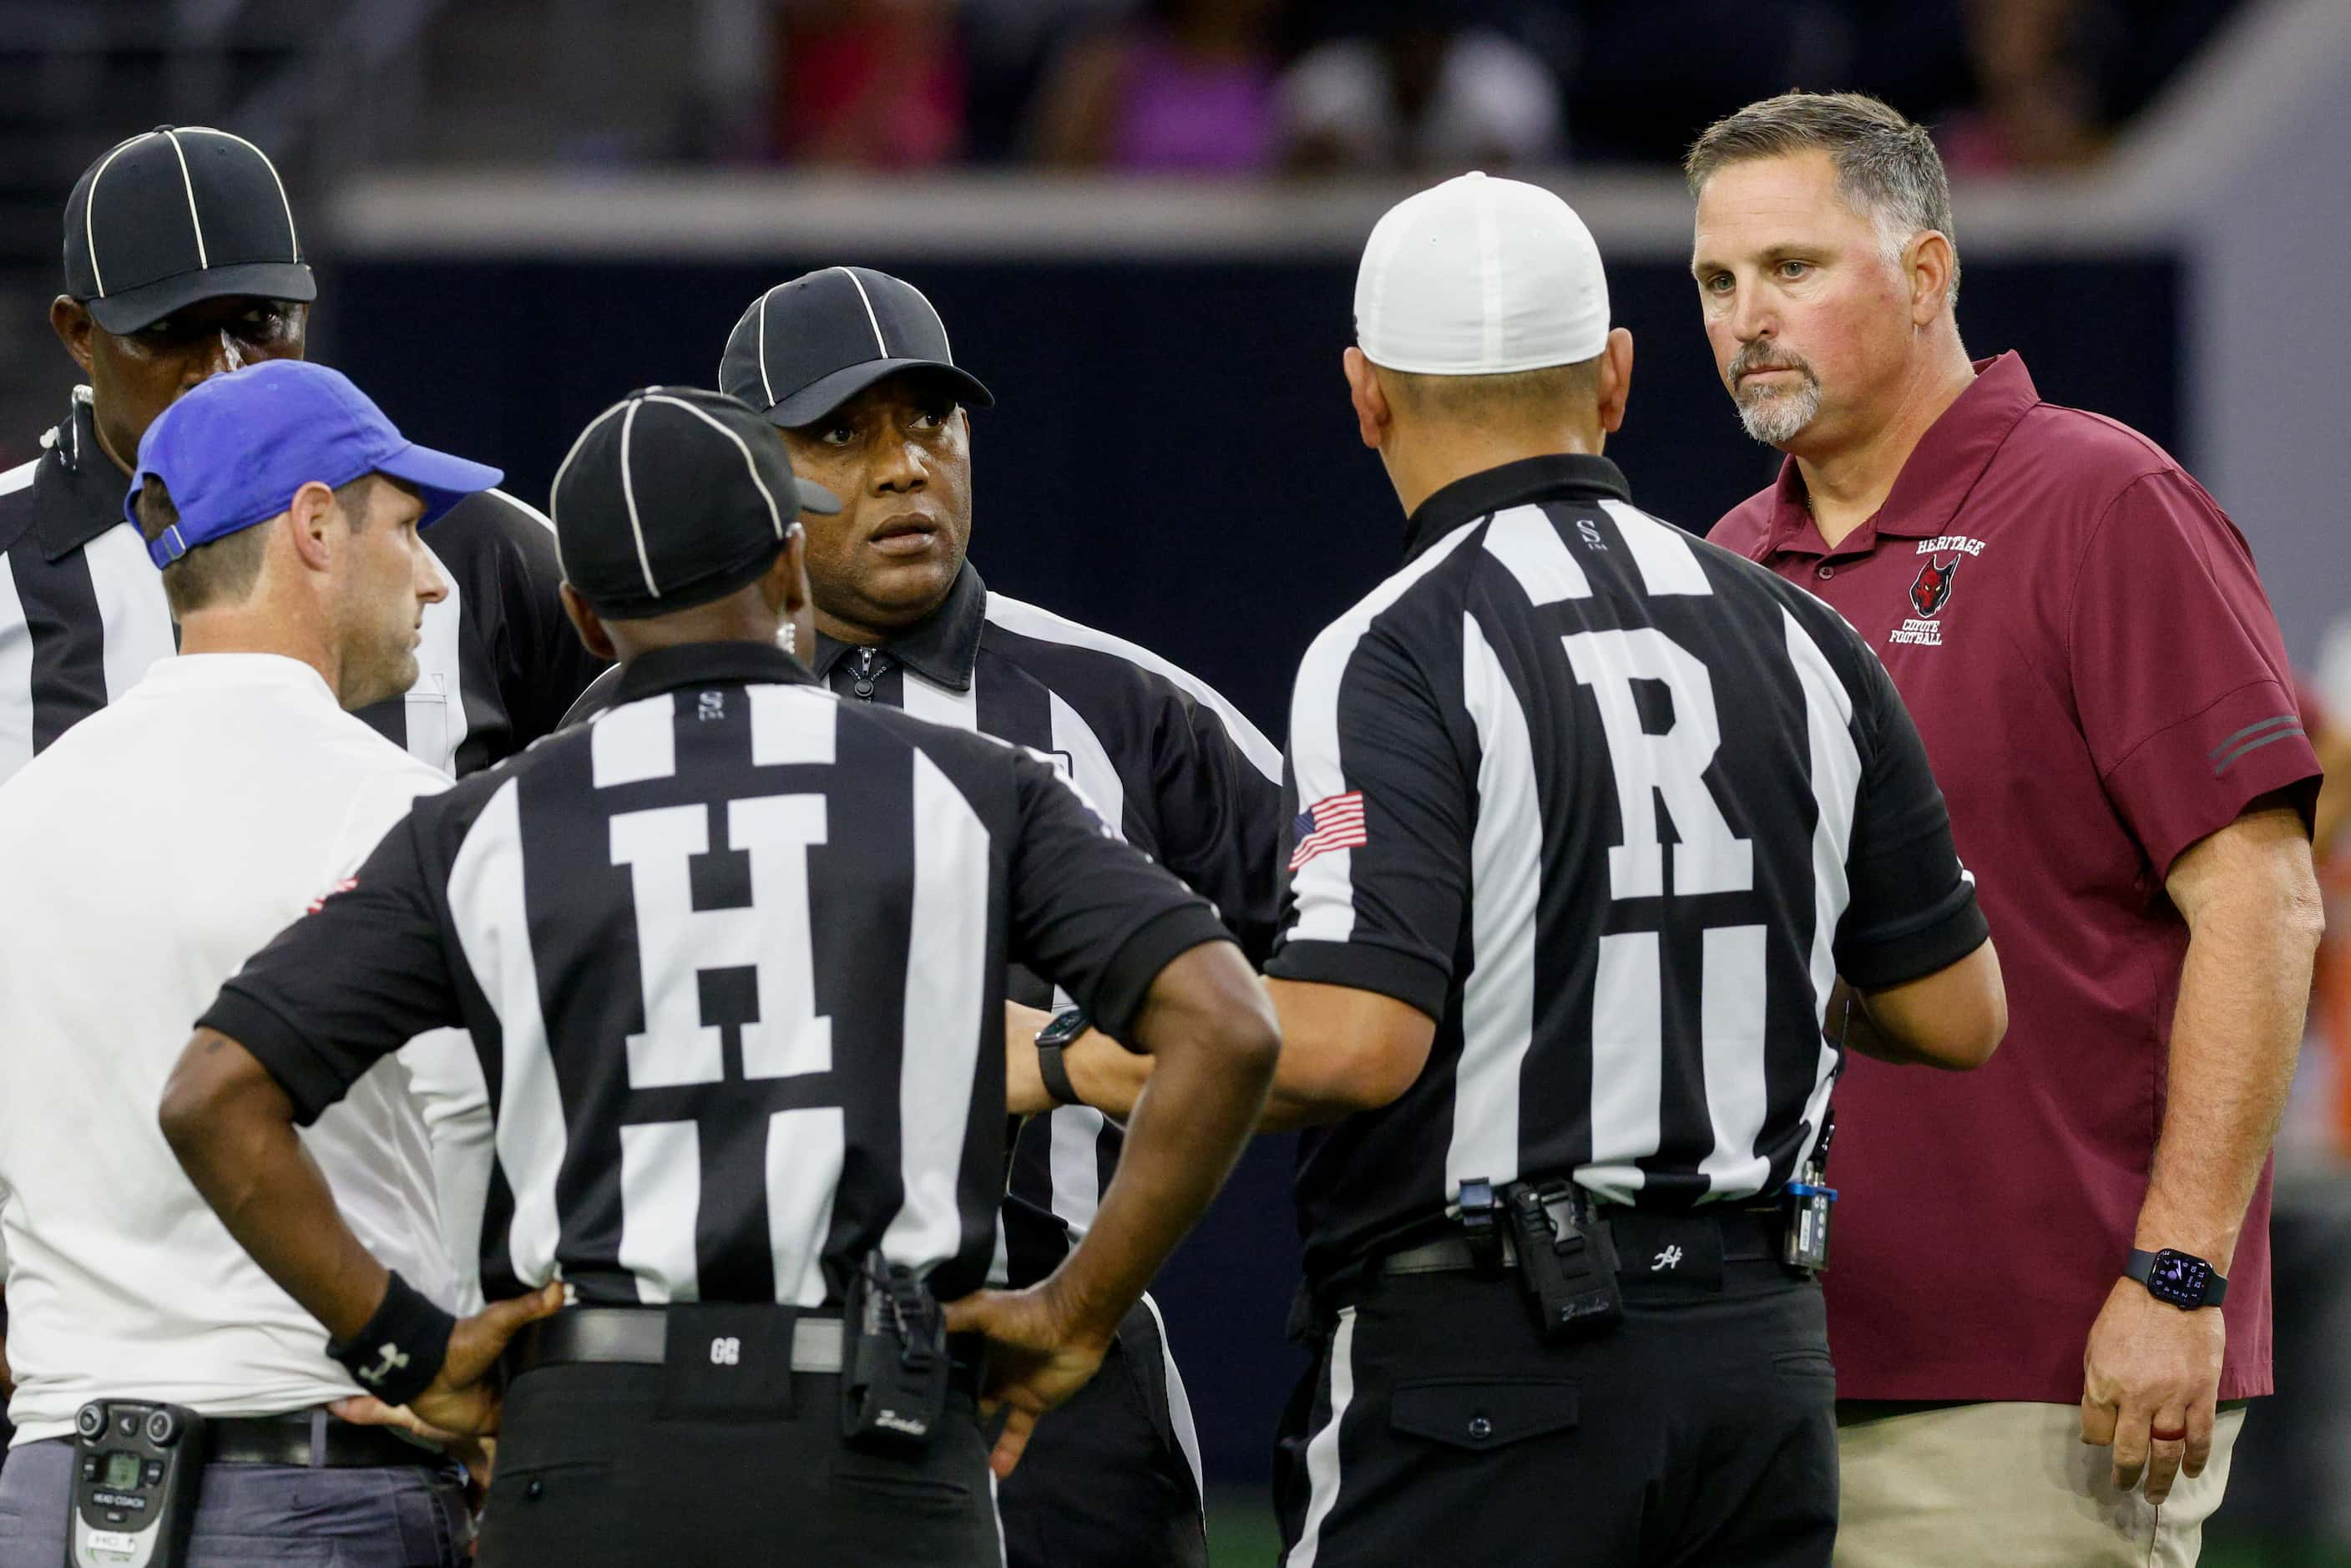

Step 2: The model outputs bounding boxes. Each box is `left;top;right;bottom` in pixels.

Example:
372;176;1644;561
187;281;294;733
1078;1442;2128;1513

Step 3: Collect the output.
741;0;2243;175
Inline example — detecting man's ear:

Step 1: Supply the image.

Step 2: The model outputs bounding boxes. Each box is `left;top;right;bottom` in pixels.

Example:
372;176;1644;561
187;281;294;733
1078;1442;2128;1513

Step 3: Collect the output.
561;583;616;661
283;481;339;573
759;527;811;620
781;524;811;620
51;296;96;377
1596;328;1636;436
1909;232;1956;326
1343;346;1391;451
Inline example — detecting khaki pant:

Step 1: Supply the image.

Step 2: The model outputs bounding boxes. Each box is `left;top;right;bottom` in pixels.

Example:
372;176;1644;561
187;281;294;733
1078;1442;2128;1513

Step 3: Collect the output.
1835;1400;2247;1568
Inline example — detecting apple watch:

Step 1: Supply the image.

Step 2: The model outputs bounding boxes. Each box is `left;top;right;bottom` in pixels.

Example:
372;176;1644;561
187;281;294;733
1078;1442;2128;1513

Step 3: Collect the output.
1034;1007;1089;1109
2125;1247;2228;1311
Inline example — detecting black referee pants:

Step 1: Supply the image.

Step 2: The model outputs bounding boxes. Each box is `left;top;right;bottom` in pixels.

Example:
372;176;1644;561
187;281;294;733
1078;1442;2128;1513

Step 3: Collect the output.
475;1363;999;1567
997;1297;1206;1568
1275;1227;1837;1567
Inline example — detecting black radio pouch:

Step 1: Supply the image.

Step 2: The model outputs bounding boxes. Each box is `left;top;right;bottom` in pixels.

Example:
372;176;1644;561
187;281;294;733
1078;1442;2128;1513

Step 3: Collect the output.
841;1250;951;1455
1505;1182;1625;1343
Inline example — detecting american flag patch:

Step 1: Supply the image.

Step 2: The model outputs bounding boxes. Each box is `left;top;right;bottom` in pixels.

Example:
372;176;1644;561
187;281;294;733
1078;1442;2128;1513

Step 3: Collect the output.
1289;792;1368;871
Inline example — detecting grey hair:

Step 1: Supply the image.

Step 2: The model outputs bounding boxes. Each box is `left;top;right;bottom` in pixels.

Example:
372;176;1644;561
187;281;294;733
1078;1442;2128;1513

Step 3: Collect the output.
1685;91;1959;306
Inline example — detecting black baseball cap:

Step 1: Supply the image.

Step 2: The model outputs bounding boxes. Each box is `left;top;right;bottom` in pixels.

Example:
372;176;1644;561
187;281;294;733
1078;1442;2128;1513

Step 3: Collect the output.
718;266;995;428
550;387;842;620
63;126;316;335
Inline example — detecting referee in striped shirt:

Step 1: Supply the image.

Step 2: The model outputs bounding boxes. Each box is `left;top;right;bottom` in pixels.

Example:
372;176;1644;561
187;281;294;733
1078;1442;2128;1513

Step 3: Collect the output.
565;267;1283;1567
157;385;1281;1566
0;127;599;787
1048;175;2008;1565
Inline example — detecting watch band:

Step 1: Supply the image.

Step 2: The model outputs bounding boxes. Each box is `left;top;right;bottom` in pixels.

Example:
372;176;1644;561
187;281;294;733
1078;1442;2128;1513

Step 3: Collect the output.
2125;1247;2229;1308
1036;1041;1080;1108
1034;1007;1089;1109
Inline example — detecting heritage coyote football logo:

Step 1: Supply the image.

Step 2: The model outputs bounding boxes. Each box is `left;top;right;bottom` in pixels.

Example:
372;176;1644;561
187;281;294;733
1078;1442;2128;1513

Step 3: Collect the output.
1909;556;1959;618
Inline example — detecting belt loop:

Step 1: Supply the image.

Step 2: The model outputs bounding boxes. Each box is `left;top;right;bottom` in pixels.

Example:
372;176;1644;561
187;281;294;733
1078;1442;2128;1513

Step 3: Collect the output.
309;1407;328;1469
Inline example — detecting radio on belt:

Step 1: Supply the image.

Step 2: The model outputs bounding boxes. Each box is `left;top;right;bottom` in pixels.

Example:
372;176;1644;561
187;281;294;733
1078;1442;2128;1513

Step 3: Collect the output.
70;1400;204;1568
841;1249;951;1455
1782;1110;1838;1274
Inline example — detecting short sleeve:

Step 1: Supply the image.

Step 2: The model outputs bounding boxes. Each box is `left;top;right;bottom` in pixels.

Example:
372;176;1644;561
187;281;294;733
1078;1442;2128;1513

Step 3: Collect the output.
1837;646;1990;990
198;811;463;1125
1004;748;1232;1041
1264;617;1468;1021
1145;689;1286;965
2068;472;2321;876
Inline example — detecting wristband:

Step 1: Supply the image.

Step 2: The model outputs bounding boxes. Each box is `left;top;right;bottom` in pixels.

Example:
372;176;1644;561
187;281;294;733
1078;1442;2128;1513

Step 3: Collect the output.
327;1271;457;1409
1034;1007;1089;1109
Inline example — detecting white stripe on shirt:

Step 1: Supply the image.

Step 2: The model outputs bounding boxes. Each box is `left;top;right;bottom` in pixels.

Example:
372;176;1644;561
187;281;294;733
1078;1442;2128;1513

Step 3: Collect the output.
1286;524;1480;946
984;591;1281;782
1782;604;1862;1178
1041;689;1126;1243
0;552;33;782
83;524;174;704
880;747;993;1271
1484;503;1590;604
1444;612;1540;1196
902;666;978;731
447;779;569;1287
1603;499;1713;598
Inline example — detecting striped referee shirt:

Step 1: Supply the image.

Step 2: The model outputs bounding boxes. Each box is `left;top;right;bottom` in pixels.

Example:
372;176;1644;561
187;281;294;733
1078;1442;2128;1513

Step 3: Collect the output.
567;562;1285;1288
200;640;1231;1306
1266;454;1986;1290
0;390;603;785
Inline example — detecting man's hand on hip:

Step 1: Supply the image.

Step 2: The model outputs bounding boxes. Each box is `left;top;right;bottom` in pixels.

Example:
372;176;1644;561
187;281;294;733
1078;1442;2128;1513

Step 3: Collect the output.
342;1282;566;1439
943;1281;1114;1479
2079;1277;2225;1503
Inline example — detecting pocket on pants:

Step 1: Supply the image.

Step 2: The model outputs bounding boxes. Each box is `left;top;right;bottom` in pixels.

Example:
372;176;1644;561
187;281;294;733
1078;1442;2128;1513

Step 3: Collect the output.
828;1458;978;1513
488;1457;621;1511
1389;1378;1580;1452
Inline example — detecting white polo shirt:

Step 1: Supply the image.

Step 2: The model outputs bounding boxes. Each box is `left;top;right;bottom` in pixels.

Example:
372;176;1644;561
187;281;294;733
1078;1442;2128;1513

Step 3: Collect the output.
0;653;459;1444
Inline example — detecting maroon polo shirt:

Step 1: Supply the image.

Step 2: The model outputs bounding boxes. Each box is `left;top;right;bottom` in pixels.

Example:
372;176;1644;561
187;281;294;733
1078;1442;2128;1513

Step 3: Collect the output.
1711;352;2321;1404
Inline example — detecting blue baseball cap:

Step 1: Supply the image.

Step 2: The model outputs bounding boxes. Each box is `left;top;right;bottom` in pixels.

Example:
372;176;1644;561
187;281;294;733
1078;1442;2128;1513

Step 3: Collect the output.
127;359;503;568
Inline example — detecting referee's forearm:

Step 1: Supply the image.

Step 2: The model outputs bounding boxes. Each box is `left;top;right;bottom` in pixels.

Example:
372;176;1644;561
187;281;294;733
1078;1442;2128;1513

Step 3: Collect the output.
159;1029;391;1343
1044;944;1277;1342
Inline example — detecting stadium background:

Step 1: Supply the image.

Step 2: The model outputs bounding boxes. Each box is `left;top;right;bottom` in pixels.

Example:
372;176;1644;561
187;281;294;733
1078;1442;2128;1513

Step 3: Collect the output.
3;2;2348;1561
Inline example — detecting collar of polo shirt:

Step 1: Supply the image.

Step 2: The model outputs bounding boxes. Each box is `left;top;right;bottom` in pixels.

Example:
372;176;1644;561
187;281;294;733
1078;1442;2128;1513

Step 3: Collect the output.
806;559;988;691
1762;353;2041;557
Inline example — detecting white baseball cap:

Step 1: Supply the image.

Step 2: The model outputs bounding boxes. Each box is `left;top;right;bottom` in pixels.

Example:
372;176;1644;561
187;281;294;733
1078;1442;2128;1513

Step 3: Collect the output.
1354;171;1610;376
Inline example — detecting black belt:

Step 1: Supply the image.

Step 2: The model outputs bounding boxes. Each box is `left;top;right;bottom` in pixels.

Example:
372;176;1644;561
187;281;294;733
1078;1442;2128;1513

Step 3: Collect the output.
508;1307;984;1397
204;1414;443;1469
1378;1203;1786;1278
510;1308;847;1375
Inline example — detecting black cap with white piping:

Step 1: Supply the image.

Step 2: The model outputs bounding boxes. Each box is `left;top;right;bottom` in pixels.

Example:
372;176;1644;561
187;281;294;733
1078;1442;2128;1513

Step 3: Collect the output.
63;125;315;335
549;387;842;621
718;266;995;429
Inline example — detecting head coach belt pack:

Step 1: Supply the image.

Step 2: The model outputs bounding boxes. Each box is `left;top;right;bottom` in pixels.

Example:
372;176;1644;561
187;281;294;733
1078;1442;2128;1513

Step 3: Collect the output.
68;1401;203;1568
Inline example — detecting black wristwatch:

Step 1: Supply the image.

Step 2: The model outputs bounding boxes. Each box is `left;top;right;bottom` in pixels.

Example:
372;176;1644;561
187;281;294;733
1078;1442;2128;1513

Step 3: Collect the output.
1034;1007;1089;1109
2125;1248;2228;1311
